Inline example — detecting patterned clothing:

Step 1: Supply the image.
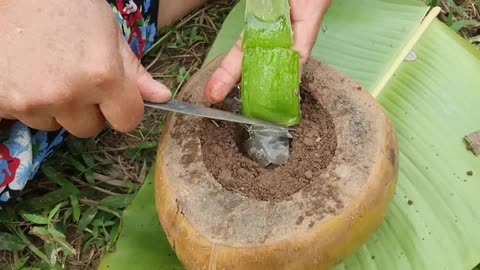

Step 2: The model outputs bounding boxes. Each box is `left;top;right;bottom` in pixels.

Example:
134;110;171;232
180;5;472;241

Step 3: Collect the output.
0;0;159;203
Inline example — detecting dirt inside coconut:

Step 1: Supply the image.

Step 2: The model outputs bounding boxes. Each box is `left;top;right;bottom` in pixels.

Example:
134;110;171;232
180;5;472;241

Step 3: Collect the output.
199;83;340;207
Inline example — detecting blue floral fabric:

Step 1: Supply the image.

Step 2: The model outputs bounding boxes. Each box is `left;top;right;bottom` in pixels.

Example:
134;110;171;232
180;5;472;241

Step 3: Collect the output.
0;0;158;203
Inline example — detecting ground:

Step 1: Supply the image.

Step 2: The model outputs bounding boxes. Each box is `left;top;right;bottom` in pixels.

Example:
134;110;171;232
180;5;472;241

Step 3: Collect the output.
0;0;478;269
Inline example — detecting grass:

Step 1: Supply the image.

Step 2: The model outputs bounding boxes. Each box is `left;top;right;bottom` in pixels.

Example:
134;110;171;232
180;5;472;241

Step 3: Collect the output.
428;0;480;45
0;0;478;269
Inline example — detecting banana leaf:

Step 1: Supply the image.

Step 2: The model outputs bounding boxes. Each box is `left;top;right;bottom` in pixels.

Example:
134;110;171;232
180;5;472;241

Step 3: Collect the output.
98;0;480;269
98;168;183;270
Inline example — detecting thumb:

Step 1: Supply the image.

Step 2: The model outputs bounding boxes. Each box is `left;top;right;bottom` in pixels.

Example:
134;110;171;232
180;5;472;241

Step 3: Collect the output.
136;65;172;103
204;38;243;104
119;36;172;103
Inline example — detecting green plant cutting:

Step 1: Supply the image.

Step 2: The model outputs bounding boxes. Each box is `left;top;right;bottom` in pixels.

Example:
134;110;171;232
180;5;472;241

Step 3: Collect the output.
241;0;301;126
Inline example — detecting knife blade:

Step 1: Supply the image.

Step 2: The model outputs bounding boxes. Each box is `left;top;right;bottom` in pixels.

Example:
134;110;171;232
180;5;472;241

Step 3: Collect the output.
144;100;287;129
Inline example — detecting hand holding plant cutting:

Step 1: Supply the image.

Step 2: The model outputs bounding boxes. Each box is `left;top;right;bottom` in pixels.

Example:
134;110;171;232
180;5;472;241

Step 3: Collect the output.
204;0;333;104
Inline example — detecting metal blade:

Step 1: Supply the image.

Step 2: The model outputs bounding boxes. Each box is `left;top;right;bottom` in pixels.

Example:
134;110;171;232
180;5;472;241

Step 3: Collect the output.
144;101;287;129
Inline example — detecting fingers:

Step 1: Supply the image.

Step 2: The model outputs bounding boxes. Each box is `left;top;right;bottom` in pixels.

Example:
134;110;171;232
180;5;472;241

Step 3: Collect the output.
55;105;105;138
291;23;316;65
98;36;145;133
290;0;332;65
116;30;171;103
204;0;332;104
0;113;17;120
96;32;172;133
99;86;144;133
16;114;61;131
204;38;243;104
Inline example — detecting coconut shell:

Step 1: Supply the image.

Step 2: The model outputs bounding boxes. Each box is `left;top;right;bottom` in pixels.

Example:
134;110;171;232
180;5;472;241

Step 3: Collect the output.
155;54;399;270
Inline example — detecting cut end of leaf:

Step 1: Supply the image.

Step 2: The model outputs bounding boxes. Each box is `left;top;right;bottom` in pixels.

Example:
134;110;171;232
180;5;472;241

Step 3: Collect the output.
243;13;293;48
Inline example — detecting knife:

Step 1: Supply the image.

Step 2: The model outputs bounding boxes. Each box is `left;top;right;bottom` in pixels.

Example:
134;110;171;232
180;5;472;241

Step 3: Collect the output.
144;100;287;129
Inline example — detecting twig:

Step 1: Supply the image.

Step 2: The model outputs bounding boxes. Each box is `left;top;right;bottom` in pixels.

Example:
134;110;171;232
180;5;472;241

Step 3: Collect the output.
79;198;99;206
146;46;165;71
93;173;128;188
172;62;199;99
70;177;121;196
137;160;147;184
11;226;51;266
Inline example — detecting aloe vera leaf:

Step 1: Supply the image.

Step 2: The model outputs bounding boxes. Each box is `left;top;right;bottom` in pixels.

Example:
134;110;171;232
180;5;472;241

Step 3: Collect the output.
243;0;293;48
242;47;301;125
241;0;301;126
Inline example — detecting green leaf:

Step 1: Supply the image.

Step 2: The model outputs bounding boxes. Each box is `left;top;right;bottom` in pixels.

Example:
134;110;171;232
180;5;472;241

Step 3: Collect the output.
446;12;454;26
29;227;50;240
47;226;65;239
66;137;85;154
242;0;300;126
69;195;81;223
45;225;76;256
85;139;98;152
243;0;293;48
177;66;187;83
41;166;80;194
450;19;479;32
100;194;135;210
21;214;49;225
19;187;77;212
242;47;300;125
97;206;121;218
100;1;480;270
102;220;116;227
62;208;72;225
98;169;182;270
82;237;97;253
69;158;86;172
92;218;105;227
0;207;18;223
340;19;480;269
446;0;468;17
12;256;29;270
0;232;27;251
48;203;62;221
78;207;98;232
81;153;96;168
91;225;99;239
84;169;96;184
108;222;120;243
124;149;138;160
137;141;158;149
48;244;57;266
14;228;51;266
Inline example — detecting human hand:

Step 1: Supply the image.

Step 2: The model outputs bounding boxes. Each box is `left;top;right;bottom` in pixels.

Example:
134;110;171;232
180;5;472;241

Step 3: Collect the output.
204;0;332;104
0;0;171;138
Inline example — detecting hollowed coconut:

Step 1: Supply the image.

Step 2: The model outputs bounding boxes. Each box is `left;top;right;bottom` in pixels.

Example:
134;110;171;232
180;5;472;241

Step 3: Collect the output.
155;54;399;270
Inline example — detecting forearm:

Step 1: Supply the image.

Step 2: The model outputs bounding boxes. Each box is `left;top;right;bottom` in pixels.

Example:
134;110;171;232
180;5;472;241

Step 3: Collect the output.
157;0;208;27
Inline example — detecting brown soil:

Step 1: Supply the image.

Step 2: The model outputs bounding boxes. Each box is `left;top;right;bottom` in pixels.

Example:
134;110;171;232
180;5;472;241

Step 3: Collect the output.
199;87;337;201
